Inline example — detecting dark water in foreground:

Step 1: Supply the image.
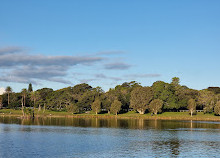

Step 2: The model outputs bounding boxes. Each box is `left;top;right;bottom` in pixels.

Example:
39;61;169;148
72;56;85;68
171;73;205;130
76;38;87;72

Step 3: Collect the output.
0;117;220;158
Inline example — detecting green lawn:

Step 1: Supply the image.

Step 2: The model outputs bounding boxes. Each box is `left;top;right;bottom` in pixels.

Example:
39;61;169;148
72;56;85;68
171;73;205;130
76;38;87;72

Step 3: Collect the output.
0;109;219;121
0;109;23;114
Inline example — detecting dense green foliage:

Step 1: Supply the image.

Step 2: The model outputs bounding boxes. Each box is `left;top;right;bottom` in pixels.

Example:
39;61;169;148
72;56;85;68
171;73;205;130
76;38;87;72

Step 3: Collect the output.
130;86;153;114
214;101;220;116
149;99;163;115
110;100;122;115
91;98;101;114
1;78;220;116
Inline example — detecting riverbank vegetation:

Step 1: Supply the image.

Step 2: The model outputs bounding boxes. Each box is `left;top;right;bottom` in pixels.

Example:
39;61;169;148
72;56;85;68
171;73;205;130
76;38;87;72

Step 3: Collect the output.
1;78;220;118
1;109;220;122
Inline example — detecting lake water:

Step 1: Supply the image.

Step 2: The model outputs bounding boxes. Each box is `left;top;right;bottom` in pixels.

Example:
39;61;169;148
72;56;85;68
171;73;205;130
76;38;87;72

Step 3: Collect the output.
0;116;220;158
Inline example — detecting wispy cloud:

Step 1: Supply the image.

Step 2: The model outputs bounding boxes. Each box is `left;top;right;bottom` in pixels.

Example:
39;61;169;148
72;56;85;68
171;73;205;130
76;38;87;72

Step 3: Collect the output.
0;46;134;85
0;46;104;84
0;53;103;67
0;65;72;84
104;62;132;70
78;79;96;83
95;73;107;78
94;73;122;81
0;46;24;55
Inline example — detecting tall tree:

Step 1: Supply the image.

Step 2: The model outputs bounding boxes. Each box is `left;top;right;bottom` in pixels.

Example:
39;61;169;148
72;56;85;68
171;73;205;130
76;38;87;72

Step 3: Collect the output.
91;98;101;115
67;103;79;114
187;98;196;117
198;90;215;113
104;89;118;113
110;100;122;115
21;88;27;116
30;91;40;107
130;86;153;114
5;86;12;105
21;88;28;107
149;99;163;115
152;81;167;99
100;93;111;114
28;83;33;92
36;88;53;108
152;81;180;110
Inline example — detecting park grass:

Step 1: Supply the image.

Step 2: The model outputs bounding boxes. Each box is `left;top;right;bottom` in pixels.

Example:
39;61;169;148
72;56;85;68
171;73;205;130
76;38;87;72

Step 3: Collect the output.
0;109;220;121
0;109;23;115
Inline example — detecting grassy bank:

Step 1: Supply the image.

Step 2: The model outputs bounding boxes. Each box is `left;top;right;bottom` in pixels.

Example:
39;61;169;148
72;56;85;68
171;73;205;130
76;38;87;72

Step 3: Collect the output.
0;109;220;121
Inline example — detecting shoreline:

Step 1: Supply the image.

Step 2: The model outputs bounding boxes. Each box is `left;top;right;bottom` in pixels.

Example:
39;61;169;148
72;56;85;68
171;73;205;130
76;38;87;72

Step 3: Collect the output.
1;110;220;122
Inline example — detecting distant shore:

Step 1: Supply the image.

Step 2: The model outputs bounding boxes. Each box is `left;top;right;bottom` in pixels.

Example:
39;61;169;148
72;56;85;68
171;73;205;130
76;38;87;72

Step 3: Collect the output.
0;109;220;122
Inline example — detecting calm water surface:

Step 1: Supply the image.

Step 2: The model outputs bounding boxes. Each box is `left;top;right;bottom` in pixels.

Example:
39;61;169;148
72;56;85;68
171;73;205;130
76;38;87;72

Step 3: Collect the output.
0;116;220;158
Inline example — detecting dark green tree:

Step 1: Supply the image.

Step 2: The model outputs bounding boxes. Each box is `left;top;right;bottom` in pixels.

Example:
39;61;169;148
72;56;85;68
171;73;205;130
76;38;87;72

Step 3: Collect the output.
28;83;33;92
36;88;53;108
100;93;111;113
104;89;118;113
198;90;215;113
9;93;21;109
67;103;79;114
115;81;141;111
152;81;178;110
152;81;167;99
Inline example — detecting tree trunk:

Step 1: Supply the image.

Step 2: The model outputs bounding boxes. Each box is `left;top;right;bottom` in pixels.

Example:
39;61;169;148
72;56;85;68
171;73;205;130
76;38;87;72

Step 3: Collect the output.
34;99;36;108
191;110;193;117
137;109;145;114
32;108;35;118
108;110;110;114
38;104;41;111
8;93;9;105
24;95;26;107
43;103;45;113
116;112;117;115
21;97;25;117
96;111;97;115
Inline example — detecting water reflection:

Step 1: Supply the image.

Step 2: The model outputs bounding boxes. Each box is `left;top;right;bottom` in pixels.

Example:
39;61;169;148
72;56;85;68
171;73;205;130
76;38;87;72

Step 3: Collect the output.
1;116;220;130
0;116;220;158
152;137;180;157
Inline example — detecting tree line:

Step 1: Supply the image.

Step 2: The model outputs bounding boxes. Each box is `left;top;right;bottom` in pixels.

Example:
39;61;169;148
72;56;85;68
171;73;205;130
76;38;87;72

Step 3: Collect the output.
1;77;220;116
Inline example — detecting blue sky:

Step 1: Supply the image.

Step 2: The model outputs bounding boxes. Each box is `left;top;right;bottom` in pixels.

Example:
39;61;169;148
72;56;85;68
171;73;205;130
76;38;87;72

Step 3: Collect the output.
0;0;220;92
